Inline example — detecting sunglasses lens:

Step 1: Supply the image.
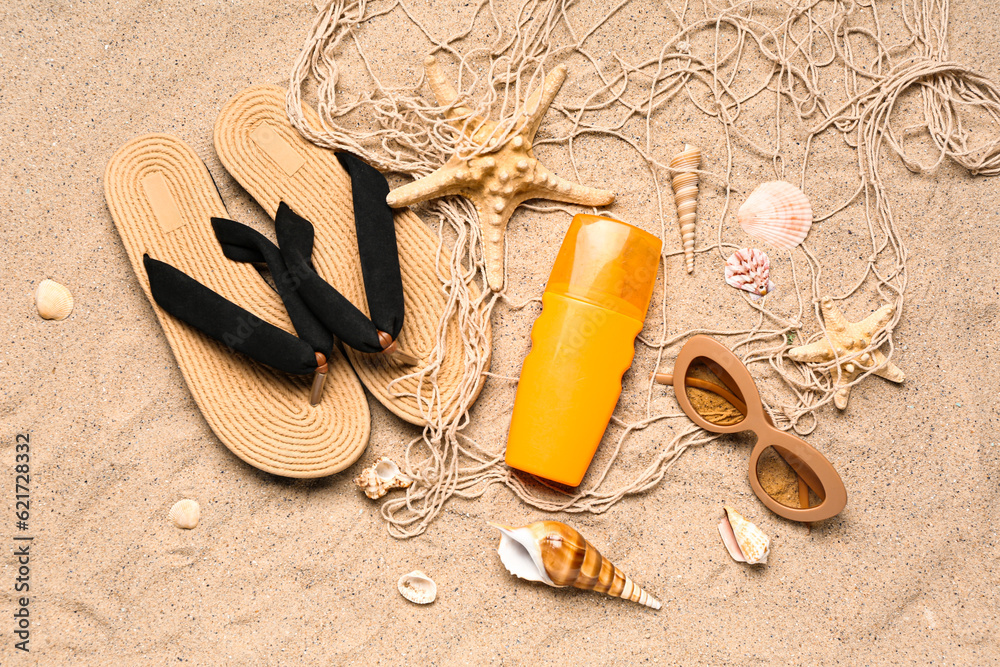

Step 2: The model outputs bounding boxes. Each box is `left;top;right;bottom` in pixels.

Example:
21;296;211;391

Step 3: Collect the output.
755;445;825;509
683;357;747;426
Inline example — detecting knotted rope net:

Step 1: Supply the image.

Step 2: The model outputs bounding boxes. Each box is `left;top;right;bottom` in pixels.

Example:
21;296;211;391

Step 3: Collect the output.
287;0;1000;537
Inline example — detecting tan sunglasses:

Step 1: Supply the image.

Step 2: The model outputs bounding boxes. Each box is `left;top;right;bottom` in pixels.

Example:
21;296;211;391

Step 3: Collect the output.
655;335;847;522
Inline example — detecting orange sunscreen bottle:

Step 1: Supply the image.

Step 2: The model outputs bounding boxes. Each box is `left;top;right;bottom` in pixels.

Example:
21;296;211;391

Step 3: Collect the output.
505;214;662;486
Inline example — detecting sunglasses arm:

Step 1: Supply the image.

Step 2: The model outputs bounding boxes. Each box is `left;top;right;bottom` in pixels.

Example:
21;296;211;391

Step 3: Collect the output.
653;372;749;416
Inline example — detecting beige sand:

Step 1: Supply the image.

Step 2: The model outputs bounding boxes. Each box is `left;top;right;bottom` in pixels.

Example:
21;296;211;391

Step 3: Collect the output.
2;1;998;664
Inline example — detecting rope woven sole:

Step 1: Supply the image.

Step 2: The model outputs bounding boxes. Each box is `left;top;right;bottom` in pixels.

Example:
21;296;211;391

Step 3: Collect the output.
104;134;370;478
214;85;490;426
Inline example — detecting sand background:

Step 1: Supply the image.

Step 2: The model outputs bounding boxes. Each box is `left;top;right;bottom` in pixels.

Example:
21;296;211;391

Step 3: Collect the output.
2;0;998;664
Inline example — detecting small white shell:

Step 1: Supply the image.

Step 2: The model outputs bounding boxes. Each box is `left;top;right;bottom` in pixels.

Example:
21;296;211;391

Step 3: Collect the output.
725;248;775;301
170;499;200;530
354;456;412;500
397;570;436;604
718;506;769;565
35;279;74;320
738;181;813;249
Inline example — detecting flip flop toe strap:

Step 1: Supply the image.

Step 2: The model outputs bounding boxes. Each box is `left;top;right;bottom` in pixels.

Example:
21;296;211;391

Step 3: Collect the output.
336;152;405;341
273;203;387;354
143;255;320;376
211;217;334;357
271;152;408;358
142;151;411;394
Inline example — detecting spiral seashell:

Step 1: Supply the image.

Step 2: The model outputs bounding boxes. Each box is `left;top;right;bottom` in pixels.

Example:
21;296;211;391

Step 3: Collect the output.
397;570;437;604
718;506;769;565
354;456;412;499
169;499;201;530
491;520;661;609
35;279;74;320
725;248;775;301
737;181;813;249
670;144;701;273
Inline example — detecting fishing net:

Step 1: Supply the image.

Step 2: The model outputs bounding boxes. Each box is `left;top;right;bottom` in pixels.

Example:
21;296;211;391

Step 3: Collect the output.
286;0;1000;537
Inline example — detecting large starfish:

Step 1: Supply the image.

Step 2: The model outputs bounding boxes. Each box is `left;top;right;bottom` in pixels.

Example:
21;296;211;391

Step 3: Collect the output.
385;56;616;291
788;296;904;409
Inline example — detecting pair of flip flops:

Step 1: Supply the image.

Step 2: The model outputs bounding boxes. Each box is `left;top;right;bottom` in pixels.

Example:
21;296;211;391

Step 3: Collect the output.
104;85;487;478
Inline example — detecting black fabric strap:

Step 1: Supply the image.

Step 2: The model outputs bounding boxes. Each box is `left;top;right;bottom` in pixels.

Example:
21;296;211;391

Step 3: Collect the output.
273;203;384;353
211;217;334;357
268;153;405;353
142;152;406;374
143;255;319;376
335;153;405;340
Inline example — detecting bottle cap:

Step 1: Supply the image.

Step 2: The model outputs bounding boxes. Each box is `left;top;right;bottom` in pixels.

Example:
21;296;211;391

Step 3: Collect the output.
545;214;662;321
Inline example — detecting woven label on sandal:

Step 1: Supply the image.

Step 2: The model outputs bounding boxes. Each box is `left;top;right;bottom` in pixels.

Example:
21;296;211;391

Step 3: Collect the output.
250;122;305;177
142;171;185;233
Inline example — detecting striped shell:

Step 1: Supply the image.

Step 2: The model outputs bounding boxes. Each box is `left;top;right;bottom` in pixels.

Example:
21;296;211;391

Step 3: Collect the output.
725;248;775;301
718;506;769;565
737;181;813;249
670;144;701;273
169;499;201;530
492;520;661;609
35;279;74;320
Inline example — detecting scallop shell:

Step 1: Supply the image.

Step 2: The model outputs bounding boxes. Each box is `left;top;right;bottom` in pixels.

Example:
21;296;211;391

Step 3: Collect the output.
169;499;201;530
397;570;437;604
354;456;412;499
737;181;813;249
491;520;661;609
718;506;769;565
35;279;74;320
725;248;775;301
670;144;701;273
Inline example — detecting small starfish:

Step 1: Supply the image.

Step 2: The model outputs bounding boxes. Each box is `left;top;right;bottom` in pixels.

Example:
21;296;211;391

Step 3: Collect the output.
788;295;904;409
385;56;616;291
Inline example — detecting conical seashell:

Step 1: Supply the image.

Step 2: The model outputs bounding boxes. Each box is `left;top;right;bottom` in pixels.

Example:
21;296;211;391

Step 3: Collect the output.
491;520;661;609
354;456;412;499
397;570;437;604
718;506;769;564
670;144;701;273
725;248;775;301
35;279;74;320
169;499;200;530
737;181;813;249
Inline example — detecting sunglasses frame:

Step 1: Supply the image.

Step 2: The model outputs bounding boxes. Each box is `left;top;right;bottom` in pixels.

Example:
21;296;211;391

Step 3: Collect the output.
668;335;848;522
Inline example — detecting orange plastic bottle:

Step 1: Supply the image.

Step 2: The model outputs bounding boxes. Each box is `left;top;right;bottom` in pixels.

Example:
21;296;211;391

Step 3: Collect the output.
505;214;662;486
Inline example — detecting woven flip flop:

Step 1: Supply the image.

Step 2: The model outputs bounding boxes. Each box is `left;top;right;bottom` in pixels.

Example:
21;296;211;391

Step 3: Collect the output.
214;85;488;425
104;134;370;477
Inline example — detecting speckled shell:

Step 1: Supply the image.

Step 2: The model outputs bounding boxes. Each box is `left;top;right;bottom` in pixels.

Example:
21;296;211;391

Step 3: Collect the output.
718;506;769;565
35;279;74;320
492;520;661;609
397;570;437;604
354;456;412;499
737;181;813;249
169;499;201;530
670;144;701;273
725;248;775;301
